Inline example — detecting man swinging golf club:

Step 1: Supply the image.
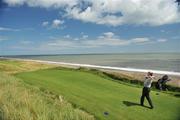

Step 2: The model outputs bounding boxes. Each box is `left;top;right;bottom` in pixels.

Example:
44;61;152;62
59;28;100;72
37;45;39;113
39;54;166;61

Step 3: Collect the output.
140;72;154;109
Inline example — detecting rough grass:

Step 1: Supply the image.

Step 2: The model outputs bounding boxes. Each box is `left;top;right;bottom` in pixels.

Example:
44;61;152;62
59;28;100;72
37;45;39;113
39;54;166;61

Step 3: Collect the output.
16;68;180;120
0;59;56;74
0;73;95;120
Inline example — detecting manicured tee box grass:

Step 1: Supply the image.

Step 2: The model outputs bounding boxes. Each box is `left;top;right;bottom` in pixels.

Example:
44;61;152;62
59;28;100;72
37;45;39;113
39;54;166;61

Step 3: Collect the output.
15;68;180;120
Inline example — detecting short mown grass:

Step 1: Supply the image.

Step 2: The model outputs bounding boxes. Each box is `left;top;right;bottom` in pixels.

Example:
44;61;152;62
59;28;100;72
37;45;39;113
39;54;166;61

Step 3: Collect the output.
15;67;180;120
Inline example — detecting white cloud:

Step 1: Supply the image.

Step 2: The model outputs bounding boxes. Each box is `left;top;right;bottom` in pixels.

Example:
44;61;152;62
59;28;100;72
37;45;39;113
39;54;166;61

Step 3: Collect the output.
3;0;180;26
82;35;88;39
3;0;78;8
0;36;8;41
74;38;79;41
47;40;74;47
42;32;156;49
10;32;168;51
161;30;166;33
84;33;151;47
171;36;180;40
131;38;150;43
0;27;19;31
103;32;115;38
42;19;64;29
157;39;167;42
42;21;49;27
52;19;64;28
19;40;33;45
64;34;71;39
66;0;180;26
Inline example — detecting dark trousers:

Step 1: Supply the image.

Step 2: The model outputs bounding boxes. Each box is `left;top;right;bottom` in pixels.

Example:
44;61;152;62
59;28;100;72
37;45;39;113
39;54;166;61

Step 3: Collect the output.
140;87;153;108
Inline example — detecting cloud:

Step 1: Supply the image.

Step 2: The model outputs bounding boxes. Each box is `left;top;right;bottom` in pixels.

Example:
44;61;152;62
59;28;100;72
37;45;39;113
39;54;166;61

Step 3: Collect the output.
82;35;88;39
0;27;19;31
0;36;8;41
171;36;180;40
19;40;33;45
83;33;151;47
74;38;79;41
42;32;157;49
42;21;49;27
52;19;64;28
64;34;71;39
3;0;78;8
41;19;64;29
131;38;150;44
3;0;180;26
47;40;74;47
8;32;168;52
66;0;180;26
157;39;167;42
103;32;115;38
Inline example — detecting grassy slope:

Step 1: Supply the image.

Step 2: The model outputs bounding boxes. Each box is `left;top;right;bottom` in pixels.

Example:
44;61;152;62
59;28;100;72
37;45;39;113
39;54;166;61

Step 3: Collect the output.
0;59;56;74
0;60;94;120
15;68;180;120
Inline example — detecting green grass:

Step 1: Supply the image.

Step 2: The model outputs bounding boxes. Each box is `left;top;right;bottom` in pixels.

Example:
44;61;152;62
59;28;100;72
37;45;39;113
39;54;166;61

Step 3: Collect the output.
15;68;180;120
0;72;94;120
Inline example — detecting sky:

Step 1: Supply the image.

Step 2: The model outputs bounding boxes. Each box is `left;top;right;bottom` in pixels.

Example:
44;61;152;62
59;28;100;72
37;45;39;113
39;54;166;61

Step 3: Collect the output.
0;0;180;55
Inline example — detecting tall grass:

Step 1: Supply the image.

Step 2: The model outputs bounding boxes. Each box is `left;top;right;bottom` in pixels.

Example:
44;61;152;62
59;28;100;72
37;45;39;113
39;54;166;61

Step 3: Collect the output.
0;73;94;120
0;59;56;74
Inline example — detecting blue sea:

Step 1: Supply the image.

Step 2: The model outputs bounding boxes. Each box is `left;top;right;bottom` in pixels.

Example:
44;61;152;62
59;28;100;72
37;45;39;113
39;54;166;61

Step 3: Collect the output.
7;53;180;72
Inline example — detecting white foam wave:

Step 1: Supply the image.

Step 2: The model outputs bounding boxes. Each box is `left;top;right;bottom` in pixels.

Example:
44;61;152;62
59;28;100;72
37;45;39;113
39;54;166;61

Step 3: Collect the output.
27;59;180;76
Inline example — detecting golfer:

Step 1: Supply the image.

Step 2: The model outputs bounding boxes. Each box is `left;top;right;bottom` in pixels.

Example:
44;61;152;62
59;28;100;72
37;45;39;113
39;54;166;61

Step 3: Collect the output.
140;72;154;109
157;75;171;91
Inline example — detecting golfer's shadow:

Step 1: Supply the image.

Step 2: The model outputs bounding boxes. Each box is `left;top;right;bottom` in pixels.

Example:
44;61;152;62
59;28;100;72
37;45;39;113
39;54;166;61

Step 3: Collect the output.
123;101;140;107
123;101;149;108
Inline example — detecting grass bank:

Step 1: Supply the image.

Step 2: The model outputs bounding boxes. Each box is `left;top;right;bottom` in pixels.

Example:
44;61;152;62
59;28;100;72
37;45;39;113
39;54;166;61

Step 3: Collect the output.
0;73;94;120
0;60;94;120
0;59;56;74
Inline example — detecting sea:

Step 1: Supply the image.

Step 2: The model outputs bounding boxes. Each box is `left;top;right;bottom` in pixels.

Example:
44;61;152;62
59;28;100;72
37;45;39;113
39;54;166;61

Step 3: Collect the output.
6;53;180;73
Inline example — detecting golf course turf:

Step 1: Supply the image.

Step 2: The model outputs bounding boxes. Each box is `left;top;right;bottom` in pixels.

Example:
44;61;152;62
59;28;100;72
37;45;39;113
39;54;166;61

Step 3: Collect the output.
15;67;180;120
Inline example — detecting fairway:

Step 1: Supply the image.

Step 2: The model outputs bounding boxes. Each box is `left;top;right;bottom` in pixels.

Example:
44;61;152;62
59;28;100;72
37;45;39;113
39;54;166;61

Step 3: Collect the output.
16;68;180;120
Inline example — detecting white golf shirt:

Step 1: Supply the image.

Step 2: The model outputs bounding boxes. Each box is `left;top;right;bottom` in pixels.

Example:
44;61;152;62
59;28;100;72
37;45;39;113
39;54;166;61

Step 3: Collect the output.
144;76;154;88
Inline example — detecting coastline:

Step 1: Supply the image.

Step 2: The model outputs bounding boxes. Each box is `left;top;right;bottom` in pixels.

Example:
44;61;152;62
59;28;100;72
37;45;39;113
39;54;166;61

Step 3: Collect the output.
1;57;180;87
2;57;180;76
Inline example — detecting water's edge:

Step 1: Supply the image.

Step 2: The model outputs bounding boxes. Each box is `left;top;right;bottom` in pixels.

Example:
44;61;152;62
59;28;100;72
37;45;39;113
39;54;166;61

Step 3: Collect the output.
2;57;180;76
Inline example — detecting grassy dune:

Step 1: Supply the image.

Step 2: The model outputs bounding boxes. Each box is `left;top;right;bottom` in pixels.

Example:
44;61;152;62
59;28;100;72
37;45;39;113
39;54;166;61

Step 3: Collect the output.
0;59;56;74
0;73;94;120
16;68;180;120
0;60;94;120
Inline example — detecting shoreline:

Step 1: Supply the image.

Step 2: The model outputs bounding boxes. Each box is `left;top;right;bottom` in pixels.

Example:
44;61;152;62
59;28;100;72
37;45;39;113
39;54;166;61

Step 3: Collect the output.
1;57;180;76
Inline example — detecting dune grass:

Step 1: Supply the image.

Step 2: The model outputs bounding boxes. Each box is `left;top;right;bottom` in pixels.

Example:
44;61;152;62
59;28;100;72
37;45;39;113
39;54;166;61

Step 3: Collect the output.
0;60;95;120
0;59;56;74
15;67;180;120
0;72;95;120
